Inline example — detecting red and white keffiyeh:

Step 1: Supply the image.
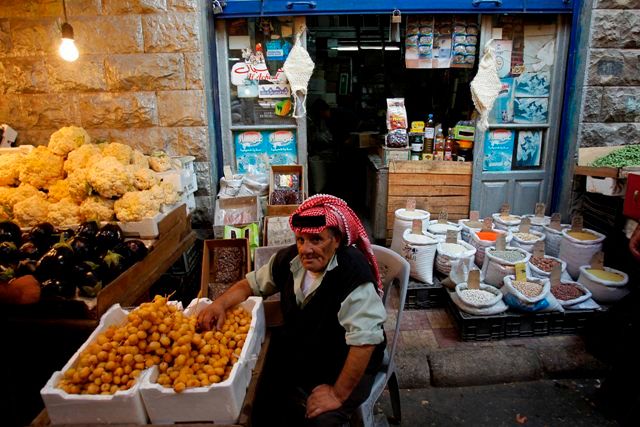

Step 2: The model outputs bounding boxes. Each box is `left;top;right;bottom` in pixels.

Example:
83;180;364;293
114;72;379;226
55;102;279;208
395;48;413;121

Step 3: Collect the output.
289;194;382;296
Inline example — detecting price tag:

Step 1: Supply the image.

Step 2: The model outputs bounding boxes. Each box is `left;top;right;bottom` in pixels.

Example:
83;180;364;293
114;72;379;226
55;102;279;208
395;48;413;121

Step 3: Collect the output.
446;229;458;244
550;264;562;286
467;270;481;290
500;203;511;217
470;211;480;222
590;251;605;270
411;219;422;234
515;262;527;282
495;234;506;251
519;217;531;233
438;210;449;224
406;198;416;211
550;213;562;231
481;217;493;232
535;203;546;217
571;214;584;232
533;241;545;258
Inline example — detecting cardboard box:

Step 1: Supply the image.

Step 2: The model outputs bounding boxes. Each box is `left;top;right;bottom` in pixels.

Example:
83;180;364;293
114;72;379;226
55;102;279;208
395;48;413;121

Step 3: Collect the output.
200;238;251;300
586;176;626;196
263;215;296;246
214;195;262;238
268;165;304;216
379;146;410;166
40;304;153;425
350;131;380;148
140;297;266;425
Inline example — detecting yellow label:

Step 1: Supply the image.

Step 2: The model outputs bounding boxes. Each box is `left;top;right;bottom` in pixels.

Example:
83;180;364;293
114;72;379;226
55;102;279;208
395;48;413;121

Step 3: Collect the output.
515;262;527;282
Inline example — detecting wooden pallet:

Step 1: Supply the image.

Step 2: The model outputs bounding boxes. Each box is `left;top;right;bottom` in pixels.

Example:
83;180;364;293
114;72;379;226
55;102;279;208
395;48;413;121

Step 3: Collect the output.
386;160;472;243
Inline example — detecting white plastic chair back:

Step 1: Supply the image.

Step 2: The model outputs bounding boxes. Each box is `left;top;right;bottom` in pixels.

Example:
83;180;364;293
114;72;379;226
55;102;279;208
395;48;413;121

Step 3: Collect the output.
353;244;409;426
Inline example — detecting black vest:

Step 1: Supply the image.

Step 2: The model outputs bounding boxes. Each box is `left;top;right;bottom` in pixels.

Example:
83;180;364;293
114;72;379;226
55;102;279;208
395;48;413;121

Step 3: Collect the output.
271;245;386;389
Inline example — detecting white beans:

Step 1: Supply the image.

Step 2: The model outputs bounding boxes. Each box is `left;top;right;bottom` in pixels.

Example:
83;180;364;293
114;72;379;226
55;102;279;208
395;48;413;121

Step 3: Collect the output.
459;289;496;305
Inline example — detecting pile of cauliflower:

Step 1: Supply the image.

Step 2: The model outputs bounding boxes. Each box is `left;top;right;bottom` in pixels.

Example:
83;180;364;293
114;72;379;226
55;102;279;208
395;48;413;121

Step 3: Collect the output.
0;126;180;227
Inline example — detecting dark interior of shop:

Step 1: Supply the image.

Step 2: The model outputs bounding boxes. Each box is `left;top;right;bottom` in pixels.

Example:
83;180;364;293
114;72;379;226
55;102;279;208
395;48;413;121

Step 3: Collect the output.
305;15;478;215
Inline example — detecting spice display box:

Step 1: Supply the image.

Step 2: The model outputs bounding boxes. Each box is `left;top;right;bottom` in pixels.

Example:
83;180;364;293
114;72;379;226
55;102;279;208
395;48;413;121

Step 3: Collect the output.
140;297;265;424
268;165;304;216
213;195;262;238
200;238;251;300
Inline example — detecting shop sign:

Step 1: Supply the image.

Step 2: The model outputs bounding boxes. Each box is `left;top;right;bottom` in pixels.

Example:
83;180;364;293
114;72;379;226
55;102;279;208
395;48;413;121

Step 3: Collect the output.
258;84;291;98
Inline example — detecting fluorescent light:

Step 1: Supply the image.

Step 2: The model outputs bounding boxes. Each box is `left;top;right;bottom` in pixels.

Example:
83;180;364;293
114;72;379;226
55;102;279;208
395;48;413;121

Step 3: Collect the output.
333;46;359;51
361;46;382;50
385;46;400;51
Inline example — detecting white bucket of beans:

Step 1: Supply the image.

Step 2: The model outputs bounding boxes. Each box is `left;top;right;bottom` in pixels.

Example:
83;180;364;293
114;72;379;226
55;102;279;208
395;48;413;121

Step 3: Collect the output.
550;281;592;308
577;265;629;303
528;255;567;279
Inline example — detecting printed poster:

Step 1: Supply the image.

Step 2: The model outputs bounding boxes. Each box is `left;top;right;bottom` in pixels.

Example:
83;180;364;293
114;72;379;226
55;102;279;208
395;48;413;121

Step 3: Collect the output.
514;97;549;124
235;130;297;174
491;77;515;124
515;130;543;168
483;129;515;172
493;40;513;78
514;72;550;97
523;24;556;72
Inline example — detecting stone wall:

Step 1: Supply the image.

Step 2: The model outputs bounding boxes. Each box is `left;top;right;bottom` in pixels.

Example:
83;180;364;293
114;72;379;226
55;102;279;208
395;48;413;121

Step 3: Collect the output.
0;0;215;227
580;0;640;147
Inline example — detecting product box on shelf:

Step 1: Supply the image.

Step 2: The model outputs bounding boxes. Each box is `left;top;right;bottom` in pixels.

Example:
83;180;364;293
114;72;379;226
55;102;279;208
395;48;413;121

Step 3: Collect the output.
268;165;304;216
263;215;296;246
139;297;266;425
213;195;262;238
200;238;251;301
40;304;153;425
379;146;410;166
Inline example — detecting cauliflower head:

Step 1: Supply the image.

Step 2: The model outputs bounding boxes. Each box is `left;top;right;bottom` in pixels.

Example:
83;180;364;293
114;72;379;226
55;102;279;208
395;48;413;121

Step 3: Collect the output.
48;126;91;157
102;142;133;165
19;146;64;190
13;194;50;227
87;156;134;199
150;182;179;206
114;190;161;222
9;183;43;207
0;152;25;186
64;143;102;174
47;198;82;227
149;151;172;172
47;179;71;202
80;196;115;222
67;169;92;203
127;165;159;191
131;150;149;169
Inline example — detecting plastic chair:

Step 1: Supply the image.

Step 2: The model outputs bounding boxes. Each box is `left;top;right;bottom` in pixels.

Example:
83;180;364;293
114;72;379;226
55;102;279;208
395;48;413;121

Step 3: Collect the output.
353;244;409;426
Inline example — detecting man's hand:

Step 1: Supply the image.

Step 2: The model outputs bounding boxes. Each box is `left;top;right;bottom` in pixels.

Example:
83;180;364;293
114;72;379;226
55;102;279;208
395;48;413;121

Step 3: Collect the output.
630;223;640;261
305;384;343;419
196;300;226;331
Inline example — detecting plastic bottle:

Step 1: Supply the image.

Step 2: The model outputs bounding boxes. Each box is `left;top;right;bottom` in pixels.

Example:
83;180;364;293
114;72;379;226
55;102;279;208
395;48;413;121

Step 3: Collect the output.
444;129;454;161
434;128;445;161
423;114;435;156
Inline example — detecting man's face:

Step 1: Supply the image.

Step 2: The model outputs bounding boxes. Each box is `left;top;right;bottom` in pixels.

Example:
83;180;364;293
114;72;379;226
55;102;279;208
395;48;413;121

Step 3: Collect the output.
295;229;340;273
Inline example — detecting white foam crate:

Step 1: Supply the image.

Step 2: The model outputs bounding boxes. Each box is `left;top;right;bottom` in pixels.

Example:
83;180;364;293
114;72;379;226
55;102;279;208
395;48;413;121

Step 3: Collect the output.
40;303;155;425
157;163;197;195
140;297;266;425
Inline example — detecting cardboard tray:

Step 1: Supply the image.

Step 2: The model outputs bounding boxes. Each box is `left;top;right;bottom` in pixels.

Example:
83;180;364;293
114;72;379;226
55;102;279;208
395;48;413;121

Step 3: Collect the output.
200;238;251;299
268;165;303;216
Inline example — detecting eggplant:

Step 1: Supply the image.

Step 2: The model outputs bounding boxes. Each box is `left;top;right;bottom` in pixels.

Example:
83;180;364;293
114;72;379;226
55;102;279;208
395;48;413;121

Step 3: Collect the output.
41;278;75;298
0;241;18;265
99;250;126;283
113;240;148;266
36;240;75;281
96;224;124;253
68;236;96;261
26;222;56;247
75;262;103;297
19;241;43;261
0;265;15;282
55;228;75;242
75;221;100;242
0;221;22;247
16;259;38;277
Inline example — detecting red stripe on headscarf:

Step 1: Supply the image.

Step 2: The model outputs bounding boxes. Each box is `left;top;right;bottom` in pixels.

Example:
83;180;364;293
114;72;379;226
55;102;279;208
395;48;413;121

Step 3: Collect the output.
289;194;383;296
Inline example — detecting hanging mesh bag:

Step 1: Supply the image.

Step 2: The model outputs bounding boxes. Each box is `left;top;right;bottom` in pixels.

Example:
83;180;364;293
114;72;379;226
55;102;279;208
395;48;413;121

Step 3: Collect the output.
283;32;315;118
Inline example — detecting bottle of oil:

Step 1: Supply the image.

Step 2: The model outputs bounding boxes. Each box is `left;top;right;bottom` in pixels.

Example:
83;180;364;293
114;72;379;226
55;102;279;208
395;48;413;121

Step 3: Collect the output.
444;129;454;161
422;114;435;157
434;127;445;160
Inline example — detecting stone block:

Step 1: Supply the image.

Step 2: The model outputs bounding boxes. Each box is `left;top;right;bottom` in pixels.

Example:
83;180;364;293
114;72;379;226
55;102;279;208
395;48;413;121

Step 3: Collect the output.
78;92;158;128
9;18;59;56
591;10;640;48
73;16;143;54
595;0;640;9
17;94;81;129
142;13;200;53
184;52;204;89
105;53;185;91
580;123;640;147
0;0;62;18
15;129;54;147
67;0;102;16
169;0;199;12
157;90;205;127
170;126;210;161
582;87;604;122
601;87;640;122
104;0;168;14
0;58;48;94
192;195;214;228
194;161;213;196
0;19;11;54
90;127;178;154
46;56;107;92
587;49;640;86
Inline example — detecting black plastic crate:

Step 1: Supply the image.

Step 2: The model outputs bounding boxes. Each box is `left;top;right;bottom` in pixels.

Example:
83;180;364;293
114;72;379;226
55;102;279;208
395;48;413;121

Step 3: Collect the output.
504;312;551;338
167;240;202;275
405;279;445;309
446;296;506;341
548;309;602;335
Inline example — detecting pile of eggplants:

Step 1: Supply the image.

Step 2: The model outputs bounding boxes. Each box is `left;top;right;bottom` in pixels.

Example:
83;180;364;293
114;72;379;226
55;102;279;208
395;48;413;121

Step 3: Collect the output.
0;220;148;299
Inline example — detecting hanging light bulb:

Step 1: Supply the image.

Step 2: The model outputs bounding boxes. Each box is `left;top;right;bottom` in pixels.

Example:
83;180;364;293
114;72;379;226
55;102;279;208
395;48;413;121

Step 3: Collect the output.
58;0;78;62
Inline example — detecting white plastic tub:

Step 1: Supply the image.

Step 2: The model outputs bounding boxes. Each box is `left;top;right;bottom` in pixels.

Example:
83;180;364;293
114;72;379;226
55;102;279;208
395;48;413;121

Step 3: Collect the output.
577;265;629;303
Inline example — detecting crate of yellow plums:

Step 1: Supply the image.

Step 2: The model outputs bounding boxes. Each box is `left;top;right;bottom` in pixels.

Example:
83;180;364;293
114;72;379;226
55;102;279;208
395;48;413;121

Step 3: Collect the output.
41;295;265;425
